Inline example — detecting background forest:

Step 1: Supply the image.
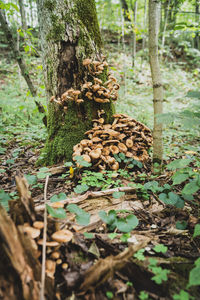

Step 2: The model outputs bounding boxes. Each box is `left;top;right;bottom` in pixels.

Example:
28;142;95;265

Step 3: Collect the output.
0;0;200;299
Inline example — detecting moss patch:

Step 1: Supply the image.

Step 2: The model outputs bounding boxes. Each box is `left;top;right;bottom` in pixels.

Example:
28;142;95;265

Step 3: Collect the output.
75;0;102;49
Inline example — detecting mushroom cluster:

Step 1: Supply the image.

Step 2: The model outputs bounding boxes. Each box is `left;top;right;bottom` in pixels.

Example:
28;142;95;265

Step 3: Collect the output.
72;113;152;171
50;57;119;110
22;221;73;278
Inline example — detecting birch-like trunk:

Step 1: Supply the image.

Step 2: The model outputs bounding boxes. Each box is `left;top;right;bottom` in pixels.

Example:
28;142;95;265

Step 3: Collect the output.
131;0;137;67
148;0;163;164
18;0;28;32
37;0;115;165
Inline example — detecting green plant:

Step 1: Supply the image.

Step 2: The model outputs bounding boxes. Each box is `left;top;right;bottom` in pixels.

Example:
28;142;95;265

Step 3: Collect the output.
46;204;67;219
148;258;170;284
67;204;90;226
99;210;139;233
50;193;67;202
106;291;114;299
0;190;11;211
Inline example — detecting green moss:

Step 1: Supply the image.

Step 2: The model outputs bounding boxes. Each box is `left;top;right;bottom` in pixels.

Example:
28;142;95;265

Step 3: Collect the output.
47;14;65;41
75;0;102;49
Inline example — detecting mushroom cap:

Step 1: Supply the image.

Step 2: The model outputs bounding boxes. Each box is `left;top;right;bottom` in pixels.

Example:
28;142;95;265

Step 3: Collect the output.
76;99;84;104
102;147;110;156
82;154;91;163
73;90;81;95
110;145;119;154
90;149;102;160
23;226;40;239
111;162;119;170
80;139;90;147
92;60;101;66
107;156;116;165
118;143;128;153
83;58;92;65
92;137;102;143
126;139;134;148
33;221;44;230
93;78;102;84
51;251;60;259
37;239;59;247
52;230;73;243
92;84;100;92
105;129;120;137
126;151;134;158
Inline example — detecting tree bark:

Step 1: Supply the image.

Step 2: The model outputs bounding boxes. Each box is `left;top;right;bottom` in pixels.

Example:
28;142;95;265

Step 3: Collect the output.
37;0;115;165
18;0;28;32
120;0;130;22
131;0;137;66
149;0;163;164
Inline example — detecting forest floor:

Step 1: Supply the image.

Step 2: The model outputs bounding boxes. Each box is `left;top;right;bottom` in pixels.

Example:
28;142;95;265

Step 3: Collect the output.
0;44;200;299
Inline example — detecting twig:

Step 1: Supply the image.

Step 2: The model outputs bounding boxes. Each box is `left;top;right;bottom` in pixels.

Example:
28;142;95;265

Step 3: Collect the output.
40;175;49;300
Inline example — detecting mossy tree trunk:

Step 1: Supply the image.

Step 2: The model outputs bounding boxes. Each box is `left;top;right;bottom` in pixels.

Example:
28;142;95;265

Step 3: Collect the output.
37;0;115;165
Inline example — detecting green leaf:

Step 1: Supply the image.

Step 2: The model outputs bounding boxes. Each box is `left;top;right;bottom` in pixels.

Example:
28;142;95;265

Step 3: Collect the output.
99;210;116;226
134;249;145;261
46;204;67;219
0;190;11;212
50;192;66;202
24;174;37;185
74;184;89;194
159;192;184;208
139;291;149;300
116;214;138;233
108;233;117;240
64;161;73;167
84;232;94;239
176;221;187;230
193;224;200;238
74;155;92;167
0;169;6;174
112;191;125;198
182;180;199;195
0;147;6;154
172;173;190;185
188;264;200;287
67;203;90;225
173;290;190;300
167;159;192;170
37;167;51;179
186;90;200;99
153;244;168;253
151;268;170;284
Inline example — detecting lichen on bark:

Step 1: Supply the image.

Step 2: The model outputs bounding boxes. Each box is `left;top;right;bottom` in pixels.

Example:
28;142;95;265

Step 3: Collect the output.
37;0;115;165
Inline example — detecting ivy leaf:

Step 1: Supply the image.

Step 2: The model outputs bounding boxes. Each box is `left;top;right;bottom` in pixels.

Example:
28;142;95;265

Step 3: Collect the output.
50;192;66;202
0;190;11;212
99;210;116;226
182;180;199;195
74;184;89;194
37;167;51;179
172;173;190;185
167;159;193;170
112;191;125;198
74;155;92;167
173;290;190;300
67;203;90;225
193;224;200;238
176;221;187;230
153;244;168;253
64;161;73;167
116;214;139;233
84;232;94;239
46;204;67;219
134;249;145;261
24;174;37;185
151;268;170;284
188;264;200;287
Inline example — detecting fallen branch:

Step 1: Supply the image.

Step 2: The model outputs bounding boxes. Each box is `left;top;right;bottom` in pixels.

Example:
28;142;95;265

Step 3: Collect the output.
79;239;150;293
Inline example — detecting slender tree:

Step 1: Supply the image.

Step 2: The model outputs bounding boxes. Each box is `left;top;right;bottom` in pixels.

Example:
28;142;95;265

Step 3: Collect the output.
18;0;27;32
149;0;164;164
37;0;115;165
131;0;137;66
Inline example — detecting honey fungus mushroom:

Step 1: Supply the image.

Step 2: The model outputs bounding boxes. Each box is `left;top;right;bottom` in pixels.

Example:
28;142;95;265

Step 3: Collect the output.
72;113;152;171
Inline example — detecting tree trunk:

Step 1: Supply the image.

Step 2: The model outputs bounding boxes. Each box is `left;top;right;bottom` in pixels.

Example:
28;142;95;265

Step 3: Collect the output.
148;0;163;164
131;0;137;67
142;0;147;51
194;0;200;49
120;0;130;22
37;0;115;165
18;0;28;32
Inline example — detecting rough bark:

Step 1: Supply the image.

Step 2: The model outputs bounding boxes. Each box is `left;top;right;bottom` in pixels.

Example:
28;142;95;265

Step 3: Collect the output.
149;0;163;164
37;0;115;165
